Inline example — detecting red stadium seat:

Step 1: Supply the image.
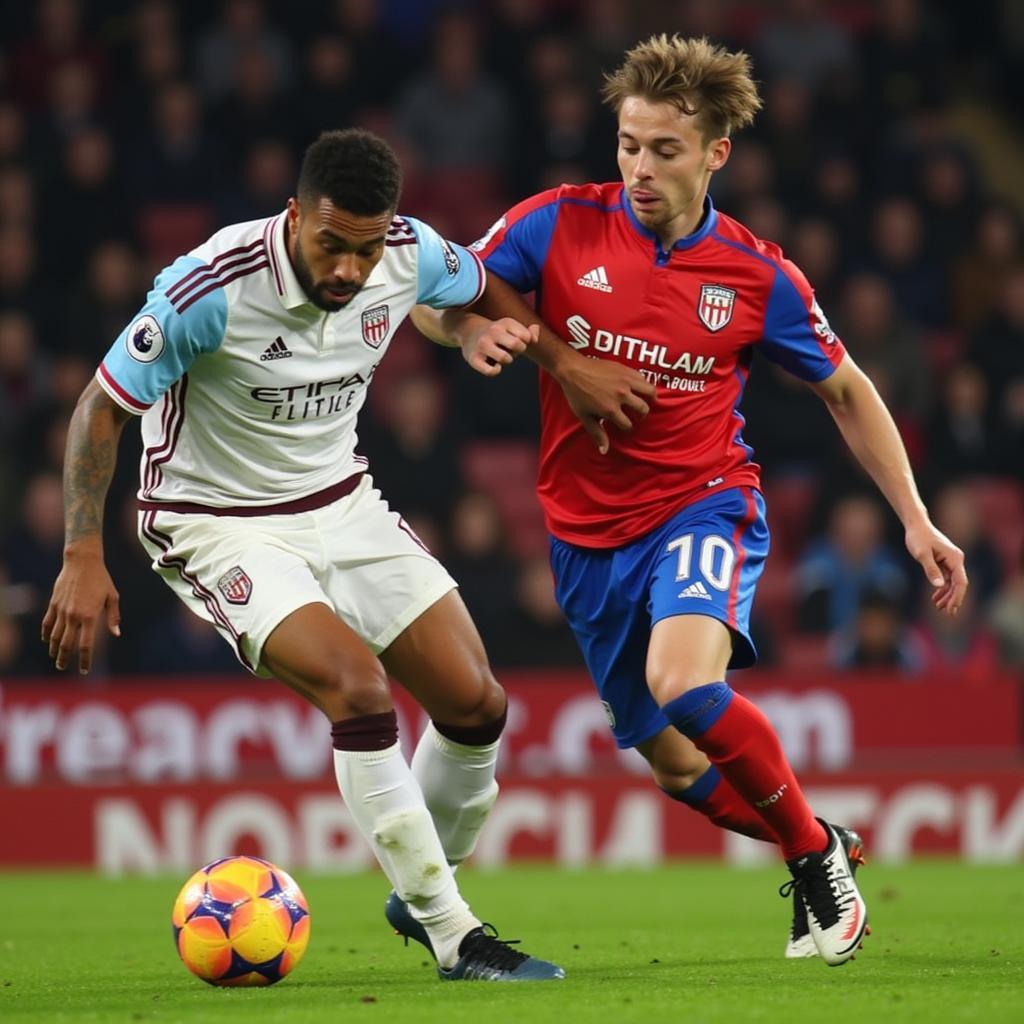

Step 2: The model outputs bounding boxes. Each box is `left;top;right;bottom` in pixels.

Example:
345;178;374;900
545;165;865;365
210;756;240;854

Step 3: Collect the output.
968;476;1024;578
413;169;507;244
754;555;796;635
762;475;818;562
137;203;216;267
779;634;832;675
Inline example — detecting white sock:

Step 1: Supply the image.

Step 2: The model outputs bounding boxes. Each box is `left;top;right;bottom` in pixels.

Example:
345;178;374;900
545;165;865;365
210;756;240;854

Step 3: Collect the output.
333;742;479;967
412;722;500;865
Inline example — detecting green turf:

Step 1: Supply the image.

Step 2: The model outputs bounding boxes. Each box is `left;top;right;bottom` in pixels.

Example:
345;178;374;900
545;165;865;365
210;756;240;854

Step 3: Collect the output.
0;863;1021;1023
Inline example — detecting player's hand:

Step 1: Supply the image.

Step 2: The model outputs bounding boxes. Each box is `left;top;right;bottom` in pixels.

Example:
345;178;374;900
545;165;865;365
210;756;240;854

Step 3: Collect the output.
41;552;121;674
557;355;656;454
904;521;968;615
462;318;540;377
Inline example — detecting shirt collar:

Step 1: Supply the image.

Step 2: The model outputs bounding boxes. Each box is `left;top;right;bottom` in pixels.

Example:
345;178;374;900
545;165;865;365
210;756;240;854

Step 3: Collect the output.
265;209;389;312
265;210;315;311
620;188;718;255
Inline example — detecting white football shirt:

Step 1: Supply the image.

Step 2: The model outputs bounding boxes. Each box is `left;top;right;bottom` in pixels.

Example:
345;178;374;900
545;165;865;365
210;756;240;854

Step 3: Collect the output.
96;211;484;509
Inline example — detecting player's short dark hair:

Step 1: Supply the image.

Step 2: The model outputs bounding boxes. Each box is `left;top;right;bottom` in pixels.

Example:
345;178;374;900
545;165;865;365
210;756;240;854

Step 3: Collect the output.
297;129;402;215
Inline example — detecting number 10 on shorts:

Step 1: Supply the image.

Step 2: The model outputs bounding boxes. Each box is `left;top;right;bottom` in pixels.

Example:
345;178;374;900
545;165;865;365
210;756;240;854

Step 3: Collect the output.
666;533;735;591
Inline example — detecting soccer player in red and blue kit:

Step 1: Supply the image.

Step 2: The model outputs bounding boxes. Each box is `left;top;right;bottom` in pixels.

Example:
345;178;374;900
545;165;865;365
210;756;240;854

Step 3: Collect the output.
413;35;968;965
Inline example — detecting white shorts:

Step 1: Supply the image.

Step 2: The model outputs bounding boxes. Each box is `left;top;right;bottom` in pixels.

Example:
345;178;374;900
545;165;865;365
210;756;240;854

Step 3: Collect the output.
137;474;456;676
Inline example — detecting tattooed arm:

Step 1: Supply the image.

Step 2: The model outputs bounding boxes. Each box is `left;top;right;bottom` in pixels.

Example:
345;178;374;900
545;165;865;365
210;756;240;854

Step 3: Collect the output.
42;379;133;673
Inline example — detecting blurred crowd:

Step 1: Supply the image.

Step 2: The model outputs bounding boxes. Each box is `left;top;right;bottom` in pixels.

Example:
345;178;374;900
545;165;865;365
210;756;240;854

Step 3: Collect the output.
1;0;1022;679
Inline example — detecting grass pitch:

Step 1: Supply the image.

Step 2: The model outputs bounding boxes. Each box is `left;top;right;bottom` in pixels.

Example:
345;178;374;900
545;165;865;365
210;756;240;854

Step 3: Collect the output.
1;862;1020;1023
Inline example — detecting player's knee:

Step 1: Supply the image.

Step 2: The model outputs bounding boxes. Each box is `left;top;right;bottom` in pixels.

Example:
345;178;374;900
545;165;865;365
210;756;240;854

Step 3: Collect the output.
435;664;507;727
645;744;708;792
650;762;706;791
307;652;391;719
647;667;723;707
469;671;507;725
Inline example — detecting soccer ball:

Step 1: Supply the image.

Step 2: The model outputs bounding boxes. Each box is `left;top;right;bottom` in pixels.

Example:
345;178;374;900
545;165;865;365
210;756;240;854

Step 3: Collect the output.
171;856;311;986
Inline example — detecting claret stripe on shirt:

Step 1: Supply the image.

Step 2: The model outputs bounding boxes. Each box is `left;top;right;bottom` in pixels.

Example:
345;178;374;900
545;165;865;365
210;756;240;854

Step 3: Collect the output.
168;244;268;313
97;362;149;413
174;257;270;313
166;240;265;303
263;214;285;295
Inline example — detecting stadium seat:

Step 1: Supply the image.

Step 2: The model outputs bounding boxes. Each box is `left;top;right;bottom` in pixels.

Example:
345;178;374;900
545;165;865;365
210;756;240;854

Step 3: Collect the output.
779;633;832;674
762;474;818;562
415;168;506;243
967;476;1024;578
754;555;796;635
460;440;548;557
137;203;215;267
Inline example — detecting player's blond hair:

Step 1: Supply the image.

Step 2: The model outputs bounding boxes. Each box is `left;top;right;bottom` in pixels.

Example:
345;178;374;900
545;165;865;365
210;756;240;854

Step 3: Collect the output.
602;34;762;144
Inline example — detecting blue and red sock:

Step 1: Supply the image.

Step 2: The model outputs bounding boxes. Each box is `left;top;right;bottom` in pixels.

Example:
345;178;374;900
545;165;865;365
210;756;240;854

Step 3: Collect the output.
661;682;827;860
662;764;778;843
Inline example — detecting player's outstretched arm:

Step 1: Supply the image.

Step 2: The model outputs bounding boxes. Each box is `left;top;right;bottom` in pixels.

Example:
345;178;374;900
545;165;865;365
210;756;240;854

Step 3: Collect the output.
473;274;656;454
410;304;539;377
41;379;131;673
414;273;656;452
810;355;968;615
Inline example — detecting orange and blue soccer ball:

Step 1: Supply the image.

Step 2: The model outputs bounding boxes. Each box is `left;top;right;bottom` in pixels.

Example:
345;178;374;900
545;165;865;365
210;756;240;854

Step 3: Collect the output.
171;856;311;986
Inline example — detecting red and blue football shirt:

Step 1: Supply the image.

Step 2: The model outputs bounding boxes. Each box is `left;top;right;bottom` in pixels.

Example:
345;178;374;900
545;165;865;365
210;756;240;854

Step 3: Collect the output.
473;182;845;548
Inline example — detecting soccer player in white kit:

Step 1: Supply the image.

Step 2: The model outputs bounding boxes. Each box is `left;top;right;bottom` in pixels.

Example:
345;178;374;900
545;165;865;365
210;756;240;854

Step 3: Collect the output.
42;129;562;982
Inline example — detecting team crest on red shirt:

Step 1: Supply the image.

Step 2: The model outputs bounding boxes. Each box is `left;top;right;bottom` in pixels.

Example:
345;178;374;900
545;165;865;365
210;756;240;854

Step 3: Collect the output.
361;304;390;348
217;566;252;605
697;284;736;332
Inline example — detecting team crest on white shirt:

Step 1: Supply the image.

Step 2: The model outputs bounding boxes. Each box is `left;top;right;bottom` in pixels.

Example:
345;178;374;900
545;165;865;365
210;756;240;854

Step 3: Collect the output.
698;284;736;332
361;304;390;348
217;565;252;605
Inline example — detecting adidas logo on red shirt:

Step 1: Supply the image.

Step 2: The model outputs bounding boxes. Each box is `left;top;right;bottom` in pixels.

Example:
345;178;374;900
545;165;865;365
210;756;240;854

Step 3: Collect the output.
577;266;613;293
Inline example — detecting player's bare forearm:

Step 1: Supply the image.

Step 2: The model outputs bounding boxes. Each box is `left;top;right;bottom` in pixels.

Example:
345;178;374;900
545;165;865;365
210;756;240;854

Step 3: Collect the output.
42;378;128;672
811;358;925;526
410;278;540;359
470;272;591;379
470;273;656;451
811;356;968;610
63;379;130;551
409;304;463;347
420;273;656;451
411;303;538;377
412;280;559;369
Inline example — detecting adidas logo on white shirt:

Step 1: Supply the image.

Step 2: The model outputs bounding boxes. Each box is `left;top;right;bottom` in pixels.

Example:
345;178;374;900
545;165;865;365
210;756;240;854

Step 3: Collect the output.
678;580;713;600
577;266;613;293
260;336;292;361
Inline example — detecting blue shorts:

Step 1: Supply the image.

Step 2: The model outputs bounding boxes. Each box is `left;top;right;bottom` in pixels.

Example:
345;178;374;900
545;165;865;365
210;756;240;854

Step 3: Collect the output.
550;486;769;749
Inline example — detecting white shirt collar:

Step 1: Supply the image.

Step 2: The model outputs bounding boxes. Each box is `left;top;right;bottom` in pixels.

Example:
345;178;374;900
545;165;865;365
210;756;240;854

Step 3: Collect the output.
264;211;314;311
263;209;389;312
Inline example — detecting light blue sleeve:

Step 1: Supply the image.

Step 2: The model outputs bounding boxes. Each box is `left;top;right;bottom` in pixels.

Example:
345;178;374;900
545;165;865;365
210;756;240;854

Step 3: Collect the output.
98;255;228;412
406;216;486;309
